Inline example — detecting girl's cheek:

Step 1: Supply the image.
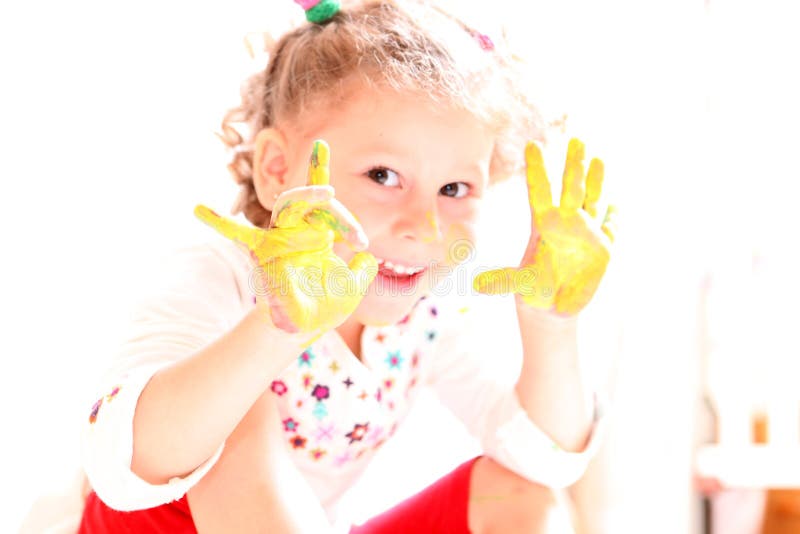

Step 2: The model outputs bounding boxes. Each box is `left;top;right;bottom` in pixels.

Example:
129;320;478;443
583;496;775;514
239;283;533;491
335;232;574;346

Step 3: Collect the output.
441;220;478;267
439;201;480;237
440;194;480;218
349;188;403;229
344;201;386;241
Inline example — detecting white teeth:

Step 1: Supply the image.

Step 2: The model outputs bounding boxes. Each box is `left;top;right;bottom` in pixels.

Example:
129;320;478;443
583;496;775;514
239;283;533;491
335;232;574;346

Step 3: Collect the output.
377;258;424;276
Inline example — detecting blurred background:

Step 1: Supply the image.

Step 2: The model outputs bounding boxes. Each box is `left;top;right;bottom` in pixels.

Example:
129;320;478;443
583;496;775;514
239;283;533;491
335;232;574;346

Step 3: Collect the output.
1;0;798;532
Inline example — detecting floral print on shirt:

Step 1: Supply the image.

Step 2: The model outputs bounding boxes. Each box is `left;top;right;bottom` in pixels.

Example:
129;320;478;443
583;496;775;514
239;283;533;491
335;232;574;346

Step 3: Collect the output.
88;385;121;424
270;297;437;470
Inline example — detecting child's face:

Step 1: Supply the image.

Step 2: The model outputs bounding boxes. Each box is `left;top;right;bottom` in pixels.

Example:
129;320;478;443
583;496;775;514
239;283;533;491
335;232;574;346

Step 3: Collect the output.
286;87;495;326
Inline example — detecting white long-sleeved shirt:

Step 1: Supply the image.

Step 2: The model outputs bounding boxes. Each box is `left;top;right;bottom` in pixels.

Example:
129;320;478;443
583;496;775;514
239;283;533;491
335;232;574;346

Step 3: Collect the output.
81;234;604;520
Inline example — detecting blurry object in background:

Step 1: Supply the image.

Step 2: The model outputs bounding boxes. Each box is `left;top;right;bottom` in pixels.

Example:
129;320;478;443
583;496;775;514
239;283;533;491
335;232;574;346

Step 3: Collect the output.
756;247;800;534
696;257;766;534
702;256;756;448
762;489;800;534
696;246;800;534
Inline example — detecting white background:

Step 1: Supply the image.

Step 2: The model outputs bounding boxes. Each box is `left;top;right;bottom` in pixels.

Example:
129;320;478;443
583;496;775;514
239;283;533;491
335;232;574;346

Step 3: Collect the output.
2;0;798;532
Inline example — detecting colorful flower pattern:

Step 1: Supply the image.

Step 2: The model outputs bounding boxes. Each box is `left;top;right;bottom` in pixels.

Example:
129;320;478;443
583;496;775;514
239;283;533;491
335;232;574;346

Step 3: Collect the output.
89;398;103;424
88;385;122;424
270;380;288;396
385;351;403;369
298;349;315;367
283;418;299;432
311;384;330;401
270;297;438;470
345;423;369;444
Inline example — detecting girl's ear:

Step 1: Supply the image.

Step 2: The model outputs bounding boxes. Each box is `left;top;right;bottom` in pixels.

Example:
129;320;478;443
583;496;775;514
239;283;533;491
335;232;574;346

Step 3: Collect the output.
252;127;292;211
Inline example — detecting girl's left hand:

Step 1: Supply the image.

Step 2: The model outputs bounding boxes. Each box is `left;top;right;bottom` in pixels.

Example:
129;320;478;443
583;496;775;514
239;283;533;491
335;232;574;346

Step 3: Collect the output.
473;138;616;317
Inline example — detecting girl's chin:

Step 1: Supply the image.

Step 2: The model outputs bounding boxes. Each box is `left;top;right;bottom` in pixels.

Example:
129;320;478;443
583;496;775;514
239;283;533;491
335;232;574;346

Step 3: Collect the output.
352;293;423;327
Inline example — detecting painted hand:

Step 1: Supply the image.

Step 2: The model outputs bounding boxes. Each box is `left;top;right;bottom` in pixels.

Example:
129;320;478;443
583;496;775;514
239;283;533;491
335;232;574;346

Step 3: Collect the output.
473;139;616;316
195;140;378;334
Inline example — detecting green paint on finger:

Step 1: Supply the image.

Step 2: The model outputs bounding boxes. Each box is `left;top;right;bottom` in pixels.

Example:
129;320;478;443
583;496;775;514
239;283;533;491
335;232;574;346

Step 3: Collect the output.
311;141;320;169
309;208;349;236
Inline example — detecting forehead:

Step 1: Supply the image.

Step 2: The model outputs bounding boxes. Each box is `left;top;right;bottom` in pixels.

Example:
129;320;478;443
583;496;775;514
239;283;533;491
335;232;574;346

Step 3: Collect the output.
296;83;494;162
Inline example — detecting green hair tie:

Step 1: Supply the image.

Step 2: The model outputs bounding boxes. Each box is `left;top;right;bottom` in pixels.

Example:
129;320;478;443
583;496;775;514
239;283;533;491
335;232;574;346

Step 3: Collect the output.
305;0;340;24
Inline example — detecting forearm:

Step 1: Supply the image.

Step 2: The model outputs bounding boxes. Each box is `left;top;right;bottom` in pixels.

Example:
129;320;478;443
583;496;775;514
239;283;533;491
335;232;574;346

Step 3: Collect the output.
568;439;615;534
514;297;593;452
132;305;312;484
189;389;332;533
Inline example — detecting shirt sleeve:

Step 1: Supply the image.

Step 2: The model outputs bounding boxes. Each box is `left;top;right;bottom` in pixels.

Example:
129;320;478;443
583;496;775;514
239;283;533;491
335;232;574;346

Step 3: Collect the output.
424;295;607;489
81;237;253;511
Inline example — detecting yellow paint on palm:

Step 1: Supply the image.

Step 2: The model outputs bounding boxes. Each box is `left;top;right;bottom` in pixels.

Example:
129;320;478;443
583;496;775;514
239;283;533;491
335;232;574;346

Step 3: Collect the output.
473;138;614;317
195;139;377;334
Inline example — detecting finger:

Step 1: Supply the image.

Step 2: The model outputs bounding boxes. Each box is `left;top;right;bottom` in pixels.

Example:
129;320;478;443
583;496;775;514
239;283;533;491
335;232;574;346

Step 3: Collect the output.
305;197;369;251
601;204;617;243
559;138;586;212
348;251;379;296
306;139;330;186
194;204;261;250
473;267;518;295
583;158;604;218
270;185;334;227
525;141;553;226
601;225;615;243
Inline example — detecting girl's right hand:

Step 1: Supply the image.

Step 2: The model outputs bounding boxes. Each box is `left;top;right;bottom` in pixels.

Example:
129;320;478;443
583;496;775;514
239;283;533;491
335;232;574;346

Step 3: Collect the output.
194;140;378;336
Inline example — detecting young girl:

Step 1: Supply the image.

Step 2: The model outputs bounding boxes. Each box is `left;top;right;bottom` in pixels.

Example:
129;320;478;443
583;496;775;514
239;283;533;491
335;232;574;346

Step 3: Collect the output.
78;0;615;532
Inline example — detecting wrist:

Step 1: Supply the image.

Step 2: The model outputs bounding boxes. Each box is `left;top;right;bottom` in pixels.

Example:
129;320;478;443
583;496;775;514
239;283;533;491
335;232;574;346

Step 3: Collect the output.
241;308;321;388
245;305;319;353
514;295;579;328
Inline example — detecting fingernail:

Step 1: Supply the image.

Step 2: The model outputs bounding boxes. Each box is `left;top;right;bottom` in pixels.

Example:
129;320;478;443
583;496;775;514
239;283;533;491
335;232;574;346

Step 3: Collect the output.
525;141;543;162
567;138;585;160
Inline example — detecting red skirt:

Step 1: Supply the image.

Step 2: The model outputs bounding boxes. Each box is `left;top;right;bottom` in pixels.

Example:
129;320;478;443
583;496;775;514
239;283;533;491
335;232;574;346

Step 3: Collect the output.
79;491;196;534
78;456;479;533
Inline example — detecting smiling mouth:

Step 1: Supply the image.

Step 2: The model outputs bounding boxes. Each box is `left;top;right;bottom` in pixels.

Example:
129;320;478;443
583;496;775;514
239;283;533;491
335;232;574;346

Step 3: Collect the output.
375;258;426;276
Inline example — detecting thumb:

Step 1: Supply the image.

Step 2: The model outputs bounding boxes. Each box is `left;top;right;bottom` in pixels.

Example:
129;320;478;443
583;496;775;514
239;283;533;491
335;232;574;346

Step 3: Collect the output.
473;267;519;295
195;204;260;250
348;252;379;296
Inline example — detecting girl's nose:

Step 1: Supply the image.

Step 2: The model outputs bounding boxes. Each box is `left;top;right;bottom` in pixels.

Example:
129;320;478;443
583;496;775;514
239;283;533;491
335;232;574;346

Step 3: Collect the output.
391;200;443;243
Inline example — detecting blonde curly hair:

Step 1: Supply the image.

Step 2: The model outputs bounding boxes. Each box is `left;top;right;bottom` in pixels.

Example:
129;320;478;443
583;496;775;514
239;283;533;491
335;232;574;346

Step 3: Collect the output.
220;0;543;228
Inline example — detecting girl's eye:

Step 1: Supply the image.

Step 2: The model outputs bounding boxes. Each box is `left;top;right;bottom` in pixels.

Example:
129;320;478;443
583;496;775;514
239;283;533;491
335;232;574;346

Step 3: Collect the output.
440;182;471;198
367;167;400;187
